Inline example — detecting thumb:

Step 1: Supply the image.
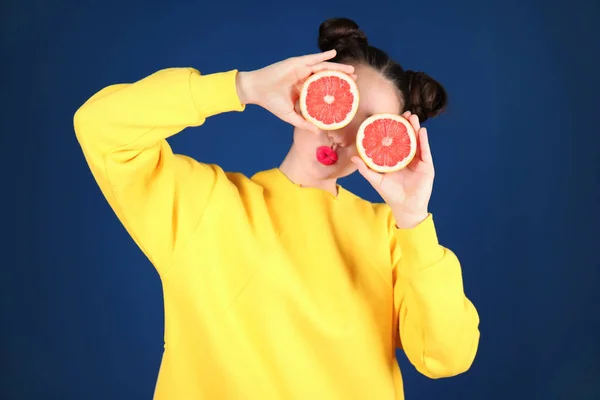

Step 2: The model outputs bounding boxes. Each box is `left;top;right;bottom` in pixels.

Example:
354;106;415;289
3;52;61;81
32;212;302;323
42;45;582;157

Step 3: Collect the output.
351;156;383;188
284;108;320;133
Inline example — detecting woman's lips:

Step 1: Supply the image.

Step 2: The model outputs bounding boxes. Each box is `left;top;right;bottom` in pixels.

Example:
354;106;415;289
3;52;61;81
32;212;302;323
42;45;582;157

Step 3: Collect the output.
316;146;338;166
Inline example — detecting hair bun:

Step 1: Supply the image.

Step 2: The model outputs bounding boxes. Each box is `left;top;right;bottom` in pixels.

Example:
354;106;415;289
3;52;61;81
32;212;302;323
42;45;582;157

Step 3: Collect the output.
405;70;448;122
318;18;368;53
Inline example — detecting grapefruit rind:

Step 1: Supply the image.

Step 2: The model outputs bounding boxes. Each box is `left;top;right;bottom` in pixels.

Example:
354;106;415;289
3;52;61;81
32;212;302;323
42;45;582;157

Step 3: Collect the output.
299;70;360;131
356;113;417;173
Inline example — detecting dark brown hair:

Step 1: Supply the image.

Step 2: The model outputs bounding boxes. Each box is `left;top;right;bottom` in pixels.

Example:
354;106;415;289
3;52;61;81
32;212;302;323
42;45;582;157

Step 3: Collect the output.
318;18;447;123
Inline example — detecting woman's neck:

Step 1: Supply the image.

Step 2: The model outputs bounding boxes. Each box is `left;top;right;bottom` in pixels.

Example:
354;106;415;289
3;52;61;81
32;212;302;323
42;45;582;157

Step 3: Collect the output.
279;148;339;196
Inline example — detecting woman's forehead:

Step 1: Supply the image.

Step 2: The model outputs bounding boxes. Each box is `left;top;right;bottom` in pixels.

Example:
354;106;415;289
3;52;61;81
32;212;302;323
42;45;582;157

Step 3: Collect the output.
354;65;403;114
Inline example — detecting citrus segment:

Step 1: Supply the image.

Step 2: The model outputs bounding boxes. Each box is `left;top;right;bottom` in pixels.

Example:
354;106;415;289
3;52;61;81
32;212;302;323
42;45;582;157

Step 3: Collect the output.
299;70;359;130
356;113;417;173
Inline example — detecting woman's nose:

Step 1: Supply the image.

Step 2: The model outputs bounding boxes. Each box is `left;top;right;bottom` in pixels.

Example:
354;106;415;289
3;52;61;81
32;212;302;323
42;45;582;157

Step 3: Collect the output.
327;130;354;147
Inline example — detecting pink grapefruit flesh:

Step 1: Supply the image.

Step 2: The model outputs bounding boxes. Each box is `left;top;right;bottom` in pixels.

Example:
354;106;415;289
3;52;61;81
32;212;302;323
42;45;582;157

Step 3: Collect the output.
356;113;417;173
299;70;359;131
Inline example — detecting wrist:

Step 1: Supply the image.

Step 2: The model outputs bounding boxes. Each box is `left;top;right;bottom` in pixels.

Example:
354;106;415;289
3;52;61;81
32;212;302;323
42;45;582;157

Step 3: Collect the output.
392;209;429;229
235;71;257;105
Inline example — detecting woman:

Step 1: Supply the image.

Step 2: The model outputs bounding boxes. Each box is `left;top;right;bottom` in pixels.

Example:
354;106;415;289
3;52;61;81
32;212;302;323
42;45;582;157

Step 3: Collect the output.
74;17;479;400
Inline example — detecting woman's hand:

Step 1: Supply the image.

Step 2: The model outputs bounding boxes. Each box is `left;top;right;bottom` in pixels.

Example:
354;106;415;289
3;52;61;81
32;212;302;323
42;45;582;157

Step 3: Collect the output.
351;111;435;229
236;49;355;133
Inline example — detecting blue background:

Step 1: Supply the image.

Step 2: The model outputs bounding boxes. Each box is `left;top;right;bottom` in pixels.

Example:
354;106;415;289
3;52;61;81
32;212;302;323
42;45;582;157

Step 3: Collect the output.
2;0;599;399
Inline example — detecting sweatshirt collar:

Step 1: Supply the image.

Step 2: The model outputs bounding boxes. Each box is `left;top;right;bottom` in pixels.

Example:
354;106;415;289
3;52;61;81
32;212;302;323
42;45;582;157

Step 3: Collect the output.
252;168;345;200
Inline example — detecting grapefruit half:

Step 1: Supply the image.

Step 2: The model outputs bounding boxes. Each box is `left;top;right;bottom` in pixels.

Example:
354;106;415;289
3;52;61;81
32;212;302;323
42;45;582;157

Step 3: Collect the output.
299;70;359;131
356;113;417;173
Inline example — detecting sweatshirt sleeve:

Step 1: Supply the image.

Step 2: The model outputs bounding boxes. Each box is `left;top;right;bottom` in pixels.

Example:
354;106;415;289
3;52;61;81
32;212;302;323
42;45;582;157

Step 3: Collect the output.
73;67;245;276
386;211;480;379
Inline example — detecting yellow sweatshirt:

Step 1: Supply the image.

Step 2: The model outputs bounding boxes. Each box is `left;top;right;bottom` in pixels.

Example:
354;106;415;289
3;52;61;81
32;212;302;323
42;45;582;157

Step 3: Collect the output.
73;67;480;399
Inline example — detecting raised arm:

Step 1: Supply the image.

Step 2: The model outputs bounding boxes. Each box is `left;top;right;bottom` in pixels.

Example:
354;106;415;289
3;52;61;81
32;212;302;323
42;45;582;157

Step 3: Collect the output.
74;51;355;276
386;211;480;378
73;67;245;275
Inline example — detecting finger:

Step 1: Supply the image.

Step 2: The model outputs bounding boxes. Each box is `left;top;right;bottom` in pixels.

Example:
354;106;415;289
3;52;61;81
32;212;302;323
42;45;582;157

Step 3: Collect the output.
310;61;354;75
408;113;421;133
293;80;305;95
283;110;320;133
351;156;384;187
402;110;411;119
301;49;337;64
419;128;433;164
